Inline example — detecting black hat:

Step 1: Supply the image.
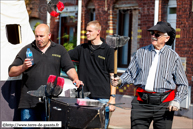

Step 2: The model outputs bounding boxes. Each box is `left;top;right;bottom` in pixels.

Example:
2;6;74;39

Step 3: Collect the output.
148;21;176;46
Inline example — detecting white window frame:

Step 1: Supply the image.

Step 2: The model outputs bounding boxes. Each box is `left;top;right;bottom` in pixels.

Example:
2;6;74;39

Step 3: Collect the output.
116;10;131;72
167;2;177;50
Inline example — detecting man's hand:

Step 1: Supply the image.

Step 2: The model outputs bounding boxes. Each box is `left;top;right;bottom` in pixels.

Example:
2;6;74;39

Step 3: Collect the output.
108;98;116;112
9;58;32;77
73;79;84;88
110;76;122;87
168;101;180;112
22;58;33;70
66;68;84;88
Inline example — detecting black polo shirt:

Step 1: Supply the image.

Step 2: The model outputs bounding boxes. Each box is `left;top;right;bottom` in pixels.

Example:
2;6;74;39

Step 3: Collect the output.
9;40;74;108
68;38;114;99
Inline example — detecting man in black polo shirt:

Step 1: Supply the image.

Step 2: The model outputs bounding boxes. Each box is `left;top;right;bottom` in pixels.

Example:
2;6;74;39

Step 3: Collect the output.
9;24;83;122
68;20;116;129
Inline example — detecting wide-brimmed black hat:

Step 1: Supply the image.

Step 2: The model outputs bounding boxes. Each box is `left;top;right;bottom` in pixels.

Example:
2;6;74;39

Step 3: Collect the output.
148;21;176;46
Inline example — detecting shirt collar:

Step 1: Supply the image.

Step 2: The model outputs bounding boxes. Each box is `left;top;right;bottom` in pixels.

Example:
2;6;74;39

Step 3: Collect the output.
150;44;168;54
50;40;56;47
31;40;56;48
88;38;106;49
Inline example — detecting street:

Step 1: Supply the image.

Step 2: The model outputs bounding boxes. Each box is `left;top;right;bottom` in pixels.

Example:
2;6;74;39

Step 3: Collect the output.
109;107;193;129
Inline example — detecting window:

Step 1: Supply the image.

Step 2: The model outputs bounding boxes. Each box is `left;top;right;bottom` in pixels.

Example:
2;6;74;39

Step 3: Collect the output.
167;5;177;50
58;2;78;45
60;17;77;46
6;24;21;44
169;7;176;14
90;8;95;21
117;10;132;68
87;1;95;21
29;19;43;32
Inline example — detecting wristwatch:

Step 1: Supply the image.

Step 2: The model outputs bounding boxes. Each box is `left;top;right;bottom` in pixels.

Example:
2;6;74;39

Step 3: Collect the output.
110;94;116;98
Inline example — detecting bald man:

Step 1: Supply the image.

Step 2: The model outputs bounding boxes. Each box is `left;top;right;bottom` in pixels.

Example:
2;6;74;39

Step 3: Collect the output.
9;24;83;122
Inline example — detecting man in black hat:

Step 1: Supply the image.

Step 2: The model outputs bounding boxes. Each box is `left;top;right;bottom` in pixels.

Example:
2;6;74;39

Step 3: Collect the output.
111;21;188;129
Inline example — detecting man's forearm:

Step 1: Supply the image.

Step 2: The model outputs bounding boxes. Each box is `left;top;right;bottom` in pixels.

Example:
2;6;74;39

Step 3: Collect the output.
110;84;116;95
9;65;24;77
66;68;79;81
109;75;116;111
66;68;84;88
110;73;116;100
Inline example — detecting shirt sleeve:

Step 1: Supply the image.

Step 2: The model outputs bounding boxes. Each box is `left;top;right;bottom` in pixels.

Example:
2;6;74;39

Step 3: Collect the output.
120;53;139;88
173;57;189;103
8;47;26;72
68;45;81;61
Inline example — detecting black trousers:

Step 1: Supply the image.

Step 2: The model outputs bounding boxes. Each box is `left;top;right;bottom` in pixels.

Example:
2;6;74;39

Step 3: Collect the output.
131;97;174;129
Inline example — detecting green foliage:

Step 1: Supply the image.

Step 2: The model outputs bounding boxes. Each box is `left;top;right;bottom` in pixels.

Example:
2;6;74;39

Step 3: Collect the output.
61;33;77;51
33;22;41;33
63;43;74;51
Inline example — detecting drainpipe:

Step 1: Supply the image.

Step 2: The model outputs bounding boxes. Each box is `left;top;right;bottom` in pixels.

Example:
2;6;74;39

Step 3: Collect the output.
58;15;62;44
154;0;159;25
47;0;51;27
77;0;82;46
47;13;50;27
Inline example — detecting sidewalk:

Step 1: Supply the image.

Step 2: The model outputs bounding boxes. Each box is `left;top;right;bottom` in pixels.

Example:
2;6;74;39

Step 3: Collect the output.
109;107;193;129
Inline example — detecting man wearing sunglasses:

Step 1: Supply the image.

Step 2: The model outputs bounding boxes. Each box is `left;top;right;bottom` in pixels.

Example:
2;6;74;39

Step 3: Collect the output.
111;21;188;129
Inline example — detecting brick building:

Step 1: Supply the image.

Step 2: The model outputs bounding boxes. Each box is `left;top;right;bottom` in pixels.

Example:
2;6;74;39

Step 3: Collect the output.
28;0;193;114
79;0;193;118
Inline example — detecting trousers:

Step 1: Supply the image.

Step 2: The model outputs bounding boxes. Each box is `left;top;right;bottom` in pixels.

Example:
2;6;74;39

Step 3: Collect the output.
20;104;46;129
131;97;174;129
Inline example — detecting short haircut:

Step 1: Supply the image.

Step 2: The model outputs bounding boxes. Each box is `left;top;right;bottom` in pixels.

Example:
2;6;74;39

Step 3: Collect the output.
87;20;101;31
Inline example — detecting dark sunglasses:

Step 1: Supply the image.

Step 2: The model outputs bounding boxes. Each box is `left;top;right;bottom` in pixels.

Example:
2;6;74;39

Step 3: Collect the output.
150;31;161;38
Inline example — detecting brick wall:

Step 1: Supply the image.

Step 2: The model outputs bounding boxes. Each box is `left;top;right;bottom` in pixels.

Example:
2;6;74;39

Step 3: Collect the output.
27;0;193;103
136;0;155;47
81;0;155;50
159;0;169;22
80;0;193;103
29;0;47;23
39;0;193;103
50;17;59;42
39;0;47;23
29;0;39;18
81;0;112;43
29;0;193;102
176;0;193;102
81;0;90;44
